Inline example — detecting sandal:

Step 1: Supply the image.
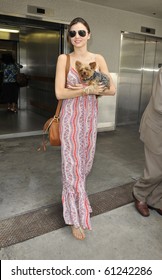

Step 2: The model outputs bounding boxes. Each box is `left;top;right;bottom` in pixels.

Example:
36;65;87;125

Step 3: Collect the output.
10;108;17;113
7;105;12;111
71;226;86;240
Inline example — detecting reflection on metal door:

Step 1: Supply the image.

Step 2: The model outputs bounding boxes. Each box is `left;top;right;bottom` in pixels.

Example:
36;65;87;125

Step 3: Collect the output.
117;32;162;125
19;26;61;116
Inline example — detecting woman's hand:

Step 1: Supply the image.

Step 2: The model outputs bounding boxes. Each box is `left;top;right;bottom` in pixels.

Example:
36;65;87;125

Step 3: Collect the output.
67;84;83;90
67;83;106;97
83;83;105;96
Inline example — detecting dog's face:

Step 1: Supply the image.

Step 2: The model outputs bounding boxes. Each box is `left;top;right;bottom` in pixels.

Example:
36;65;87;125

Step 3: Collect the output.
75;60;96;81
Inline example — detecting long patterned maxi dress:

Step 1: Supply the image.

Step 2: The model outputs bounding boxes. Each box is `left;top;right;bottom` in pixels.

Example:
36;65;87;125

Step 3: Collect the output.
60;67;98;230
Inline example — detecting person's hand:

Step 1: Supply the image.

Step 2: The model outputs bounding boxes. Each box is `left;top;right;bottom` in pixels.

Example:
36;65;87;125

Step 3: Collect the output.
67;83;83;90
83;83;105;96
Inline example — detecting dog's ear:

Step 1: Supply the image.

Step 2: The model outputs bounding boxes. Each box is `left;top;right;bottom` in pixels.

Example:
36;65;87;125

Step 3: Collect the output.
89;62;96;70
75;60;82;70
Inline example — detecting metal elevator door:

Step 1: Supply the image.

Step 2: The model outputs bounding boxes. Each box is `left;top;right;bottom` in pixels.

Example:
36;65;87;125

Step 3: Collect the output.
19;26;61;116
116;33;162;125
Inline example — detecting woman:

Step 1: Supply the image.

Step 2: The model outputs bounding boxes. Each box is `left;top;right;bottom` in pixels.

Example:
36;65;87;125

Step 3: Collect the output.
55;17;115;240
1;53;22;113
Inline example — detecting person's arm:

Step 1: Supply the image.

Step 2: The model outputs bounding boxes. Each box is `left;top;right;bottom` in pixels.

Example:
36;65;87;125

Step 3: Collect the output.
55;54;84;100
96;54;116;96
152;67;162;114
15;63;23;69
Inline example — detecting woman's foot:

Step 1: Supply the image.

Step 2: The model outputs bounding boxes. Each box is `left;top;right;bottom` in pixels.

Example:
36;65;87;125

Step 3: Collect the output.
7;104;12;111
10;103;17;113
71;226;85;240
10;107;17;113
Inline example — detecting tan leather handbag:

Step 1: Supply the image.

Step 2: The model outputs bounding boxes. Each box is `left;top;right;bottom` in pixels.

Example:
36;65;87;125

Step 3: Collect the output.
43;100;62;146
41;54;70;150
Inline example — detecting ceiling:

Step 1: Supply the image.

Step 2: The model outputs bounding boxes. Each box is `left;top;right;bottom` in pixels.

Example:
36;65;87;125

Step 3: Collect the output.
79;0;162;19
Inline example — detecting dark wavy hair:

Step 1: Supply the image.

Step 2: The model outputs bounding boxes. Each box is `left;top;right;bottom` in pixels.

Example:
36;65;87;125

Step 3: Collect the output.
67;17;91;44
2;53;15;64
68;17;91;33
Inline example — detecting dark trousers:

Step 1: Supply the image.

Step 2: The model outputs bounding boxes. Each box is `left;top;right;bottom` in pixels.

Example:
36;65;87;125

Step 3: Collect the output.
1;82;19;104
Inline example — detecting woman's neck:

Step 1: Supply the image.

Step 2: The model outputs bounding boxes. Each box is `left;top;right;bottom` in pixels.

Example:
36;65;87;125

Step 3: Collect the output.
72;50;90;59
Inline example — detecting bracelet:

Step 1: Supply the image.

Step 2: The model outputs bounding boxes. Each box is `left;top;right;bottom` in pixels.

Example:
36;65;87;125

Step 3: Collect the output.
82;87;88;96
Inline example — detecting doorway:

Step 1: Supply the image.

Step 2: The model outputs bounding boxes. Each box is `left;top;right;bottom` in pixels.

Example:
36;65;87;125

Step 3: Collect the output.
0;15;65;138
116;32;162;125
0;40;18;104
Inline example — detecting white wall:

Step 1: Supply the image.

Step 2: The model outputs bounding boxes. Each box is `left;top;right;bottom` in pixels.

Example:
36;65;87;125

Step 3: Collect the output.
1;0;162;130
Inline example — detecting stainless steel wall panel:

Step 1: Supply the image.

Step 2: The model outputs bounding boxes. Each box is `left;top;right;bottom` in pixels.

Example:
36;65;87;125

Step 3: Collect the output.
138;39;156;121
117;33;162;126
117;35;144;125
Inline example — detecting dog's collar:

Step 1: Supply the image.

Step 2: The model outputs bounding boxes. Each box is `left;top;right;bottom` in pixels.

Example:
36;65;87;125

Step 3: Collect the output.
82;77;92;81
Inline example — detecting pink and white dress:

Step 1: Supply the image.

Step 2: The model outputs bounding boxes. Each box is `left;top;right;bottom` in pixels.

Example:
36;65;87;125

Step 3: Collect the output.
60;66;98;230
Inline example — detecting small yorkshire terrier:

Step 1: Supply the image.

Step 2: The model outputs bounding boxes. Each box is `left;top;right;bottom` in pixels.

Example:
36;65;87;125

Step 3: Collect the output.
75;60;110;89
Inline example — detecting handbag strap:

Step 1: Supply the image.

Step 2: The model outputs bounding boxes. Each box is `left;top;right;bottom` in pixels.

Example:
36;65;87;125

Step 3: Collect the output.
54;54;70;118
65;53;70;85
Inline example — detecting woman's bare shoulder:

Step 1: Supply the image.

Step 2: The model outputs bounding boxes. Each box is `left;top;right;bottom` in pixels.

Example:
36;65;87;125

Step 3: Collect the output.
95;53;105;62
57;53;68;62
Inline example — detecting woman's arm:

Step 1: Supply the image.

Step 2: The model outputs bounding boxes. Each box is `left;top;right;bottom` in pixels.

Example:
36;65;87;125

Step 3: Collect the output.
96;54;116;96
55;54;84;100
15;63;23;69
